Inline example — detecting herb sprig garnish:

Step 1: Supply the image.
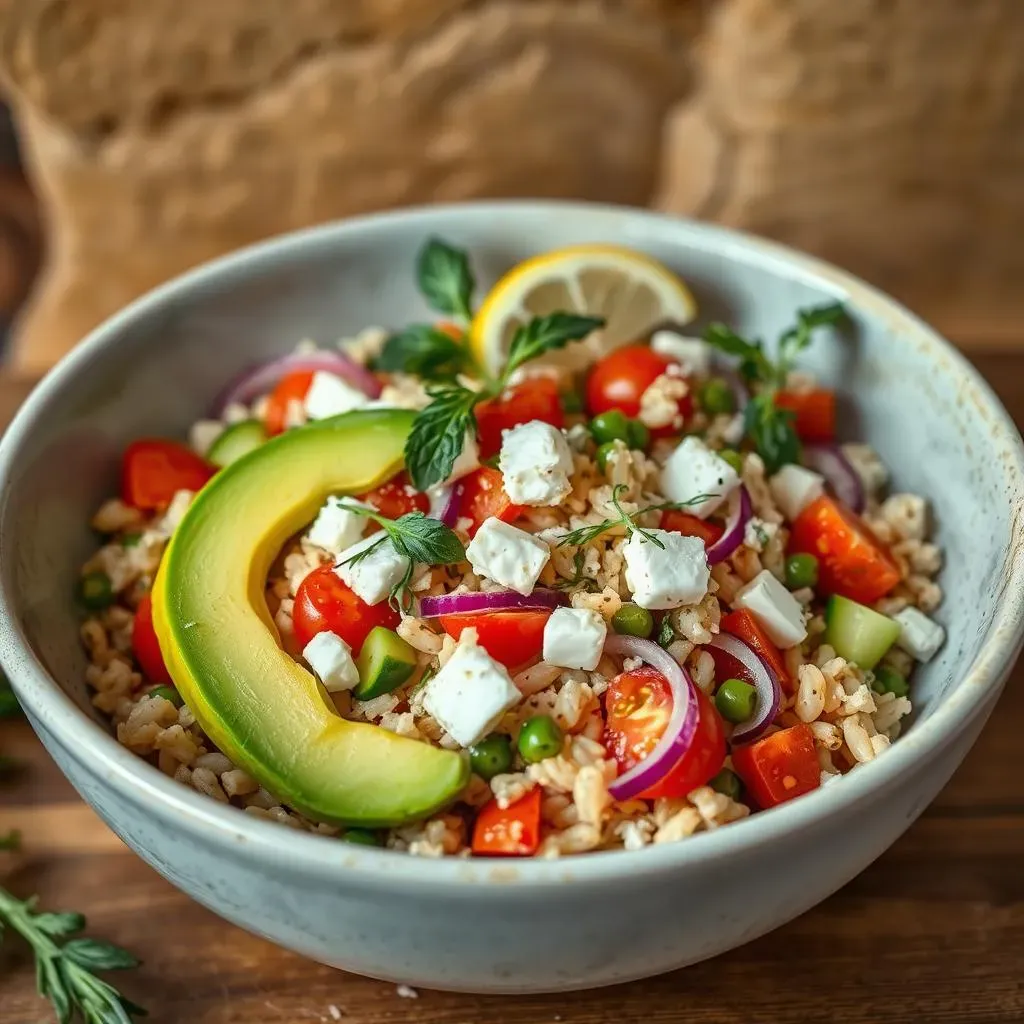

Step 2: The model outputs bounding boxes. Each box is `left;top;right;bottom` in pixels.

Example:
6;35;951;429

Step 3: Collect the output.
0;888;145;1023
704;302;846;474
336;505;465;612
553;550;600;594
374;238;605;490
557;484;718;551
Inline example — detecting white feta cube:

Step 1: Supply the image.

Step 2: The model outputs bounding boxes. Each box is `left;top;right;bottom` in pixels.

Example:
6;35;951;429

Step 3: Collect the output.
769;464;825;523
733;569;807;648
306;497;368;555
650;330;712;376
444;431;480;485
893;607;945;662
465;517;550;596
623;529;710;610
303;371;370;419
189;419;225;457
334;534;411;606
422;639;522;747
498;420;574;506
660;436;740;519
302;631;360;693
542;607;608;671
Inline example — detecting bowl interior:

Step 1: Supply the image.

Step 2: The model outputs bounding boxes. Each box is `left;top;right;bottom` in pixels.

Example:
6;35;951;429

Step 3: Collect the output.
0;203;1019;747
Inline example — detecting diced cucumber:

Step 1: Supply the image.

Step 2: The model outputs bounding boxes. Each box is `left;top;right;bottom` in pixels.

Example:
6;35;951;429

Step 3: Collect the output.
824;595;900;670
354;627;418;700
207;420;267;467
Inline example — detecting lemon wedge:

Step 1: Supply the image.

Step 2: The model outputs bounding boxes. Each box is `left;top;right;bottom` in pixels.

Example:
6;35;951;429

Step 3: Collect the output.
470;244;697;376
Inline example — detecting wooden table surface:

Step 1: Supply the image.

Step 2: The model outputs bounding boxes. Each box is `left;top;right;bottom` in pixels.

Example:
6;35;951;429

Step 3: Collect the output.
1;358;1023;1024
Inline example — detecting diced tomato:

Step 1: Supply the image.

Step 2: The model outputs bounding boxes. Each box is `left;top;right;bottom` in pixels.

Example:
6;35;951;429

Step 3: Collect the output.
775;389;836;443
292;565;399;654
356;471;430;521
453;467;523;537
731;724;820;808
472;787;542;856
718;609;792;693
264;370;315;436
121;440;215;511
661;510;724;547
133;594;171;684
585;344;693;433
476;378;564;458
440;611;550;670
789;495;900;605
603;666;725;801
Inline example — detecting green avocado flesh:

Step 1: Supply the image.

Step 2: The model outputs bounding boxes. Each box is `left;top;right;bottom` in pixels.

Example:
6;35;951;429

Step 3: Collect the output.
152;409;469;827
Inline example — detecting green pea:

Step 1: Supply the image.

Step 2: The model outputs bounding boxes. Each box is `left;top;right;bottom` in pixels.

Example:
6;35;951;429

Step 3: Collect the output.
518;715;564;764
626;419;651;451
710;768;743;801
611;603;654;639
147;685;183;708
469;733;514;781
561;391;585;415
121;532;143;548
871;666;910;698
343;828;382;846
715;678;757;724
699;377;736;416
785;553;819;590
595;441;621;474
718;448;744;475
589;410;632;445
78;571;113;610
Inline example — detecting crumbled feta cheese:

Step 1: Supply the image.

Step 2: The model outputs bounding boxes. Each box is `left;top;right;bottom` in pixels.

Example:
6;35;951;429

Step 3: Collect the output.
303;371;370;419
623;529;710;609
302;631;360;693
769;464;825;522
743;517;779;553
650;331;712;376
498;420;574;506
465;518;550;596
422;638;522;747
444;431;480;485
638;372;690;430
306;497;368;555
733;569;807;648
893;607;945;662
566;422;592;453
842;443;889;497
335;535;411;606
156;490;195;536
659;436;740;518
542;607;608;671
189;419;224;456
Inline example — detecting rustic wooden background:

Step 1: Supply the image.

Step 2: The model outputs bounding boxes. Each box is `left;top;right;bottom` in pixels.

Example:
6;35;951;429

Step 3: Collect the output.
1;359;1023;1023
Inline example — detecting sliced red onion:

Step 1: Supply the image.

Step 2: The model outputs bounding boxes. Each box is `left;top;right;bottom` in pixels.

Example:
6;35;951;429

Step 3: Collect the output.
803;443;865;514
428;485;459;527
213;351;381;414
705;486;752;566
418;589;566;618
604;635;699;802
707;633;781;744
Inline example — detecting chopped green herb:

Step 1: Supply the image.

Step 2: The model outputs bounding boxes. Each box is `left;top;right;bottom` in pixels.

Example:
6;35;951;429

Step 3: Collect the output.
373;324;473;381
416;237;476;321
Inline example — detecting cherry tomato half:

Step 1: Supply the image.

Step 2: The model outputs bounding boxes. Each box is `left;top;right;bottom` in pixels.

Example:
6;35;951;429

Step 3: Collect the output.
775;389;836;443
356;471;430;521
121;440;215;511
133;594;171;685
586;344;693;431
476;378;564;458
717;609;792;693
264;370;315;436
603;666;725;800
661;510;724;547
293;565;399;654
440;611;550;670
472;787;542;856
454;467;523;537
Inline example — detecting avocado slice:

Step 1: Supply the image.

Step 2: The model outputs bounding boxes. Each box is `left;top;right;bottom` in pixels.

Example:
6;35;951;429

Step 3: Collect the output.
152;409;469;827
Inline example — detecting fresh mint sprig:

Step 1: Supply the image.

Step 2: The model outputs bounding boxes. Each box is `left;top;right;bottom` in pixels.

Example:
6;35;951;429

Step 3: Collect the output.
704;302;846;474
417;237;476;322
373;325;474;382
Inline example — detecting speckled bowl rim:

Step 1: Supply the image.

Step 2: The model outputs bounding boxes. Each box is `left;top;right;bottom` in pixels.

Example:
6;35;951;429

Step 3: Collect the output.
2;201;1022;892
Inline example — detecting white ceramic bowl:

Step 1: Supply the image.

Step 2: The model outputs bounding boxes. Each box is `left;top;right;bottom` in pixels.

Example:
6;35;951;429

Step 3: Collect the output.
1;203;1022;993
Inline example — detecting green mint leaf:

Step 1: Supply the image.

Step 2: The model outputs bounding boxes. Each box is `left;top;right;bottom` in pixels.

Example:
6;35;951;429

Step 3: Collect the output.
373;325;471;381
386;512;465;566
0;829;21;851
32;911;86;938
744;393;800;474
503;313;605;380
62;939;140;972
404;384;480;491
416;237;475;321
